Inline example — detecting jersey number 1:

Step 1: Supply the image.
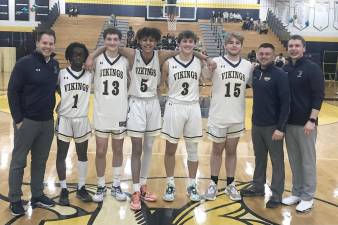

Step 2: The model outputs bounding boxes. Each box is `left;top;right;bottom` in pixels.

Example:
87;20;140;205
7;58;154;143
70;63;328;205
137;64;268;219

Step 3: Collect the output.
72;94;78;108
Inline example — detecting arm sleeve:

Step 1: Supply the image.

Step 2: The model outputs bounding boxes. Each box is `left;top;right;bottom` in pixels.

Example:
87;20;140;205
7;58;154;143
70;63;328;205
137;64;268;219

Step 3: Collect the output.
276;71;290;132
7;59;26;123
309;63;325;110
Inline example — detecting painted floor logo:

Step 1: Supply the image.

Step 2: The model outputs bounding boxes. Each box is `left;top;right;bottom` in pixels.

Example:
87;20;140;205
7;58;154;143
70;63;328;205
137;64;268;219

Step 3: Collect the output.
1;180;337;225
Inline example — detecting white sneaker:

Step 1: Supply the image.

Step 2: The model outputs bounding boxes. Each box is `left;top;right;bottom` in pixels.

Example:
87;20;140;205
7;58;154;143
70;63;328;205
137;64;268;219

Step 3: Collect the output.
163;183;176;202
92;186;107;202
111;185;127;201
186;183;201;202
204;181;217;201
224;182;241;201
296;200;314;213
282;195;301;206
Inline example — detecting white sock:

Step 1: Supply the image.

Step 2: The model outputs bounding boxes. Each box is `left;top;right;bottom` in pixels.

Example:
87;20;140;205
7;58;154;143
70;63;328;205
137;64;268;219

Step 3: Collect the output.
167;177;175;186
60;180;67;189
133;183;140;193
97;176;105;188
188;178;195;187
112;166;122;187
78;161;88;189
140;177;147;186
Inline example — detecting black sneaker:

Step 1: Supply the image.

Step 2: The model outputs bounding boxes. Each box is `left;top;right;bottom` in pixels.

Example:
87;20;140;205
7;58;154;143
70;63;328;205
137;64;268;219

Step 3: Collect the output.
240;187;265;197
31;195;55;208
9;201;26;216
266;199;281;208
59;188;70;206
76;186;92;202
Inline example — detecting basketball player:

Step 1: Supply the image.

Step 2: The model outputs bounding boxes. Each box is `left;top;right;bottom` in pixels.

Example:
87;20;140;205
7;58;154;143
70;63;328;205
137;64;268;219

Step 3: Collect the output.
55;42;92;205
86;27;210;210
92;28;129;203
161;30;205;202
203;32;254;201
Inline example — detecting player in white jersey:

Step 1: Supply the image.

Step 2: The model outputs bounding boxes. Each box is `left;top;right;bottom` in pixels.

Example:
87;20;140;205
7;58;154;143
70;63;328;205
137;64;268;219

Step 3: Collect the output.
203;32;254;201
161;30;206;202
55;42;92;205
92;28;129;203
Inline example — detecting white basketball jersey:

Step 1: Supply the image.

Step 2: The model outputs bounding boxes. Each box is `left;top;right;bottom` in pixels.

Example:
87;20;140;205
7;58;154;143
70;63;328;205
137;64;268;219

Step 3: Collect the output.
208;56;252;127
57;67;92;117
167;55;201;102
93;52;129;130
129;50;161;98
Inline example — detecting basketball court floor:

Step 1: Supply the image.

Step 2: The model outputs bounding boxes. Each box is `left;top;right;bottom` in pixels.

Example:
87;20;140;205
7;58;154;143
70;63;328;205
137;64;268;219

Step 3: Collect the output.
0;69;338;224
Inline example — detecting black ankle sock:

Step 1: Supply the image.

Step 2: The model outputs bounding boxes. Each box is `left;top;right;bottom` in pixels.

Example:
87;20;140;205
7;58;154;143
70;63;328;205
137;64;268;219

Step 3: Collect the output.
227;177;234;186
211;176;218;184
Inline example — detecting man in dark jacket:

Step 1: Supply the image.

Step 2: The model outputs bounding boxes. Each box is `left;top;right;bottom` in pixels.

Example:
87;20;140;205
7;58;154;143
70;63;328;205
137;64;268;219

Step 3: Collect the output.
240;43;290;208
7;29;60;216
281;35;324;213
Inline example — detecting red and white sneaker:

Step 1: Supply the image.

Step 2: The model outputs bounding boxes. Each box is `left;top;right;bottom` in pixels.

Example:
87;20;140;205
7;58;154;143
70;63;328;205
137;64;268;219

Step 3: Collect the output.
130;191;141;211
140;185;157;202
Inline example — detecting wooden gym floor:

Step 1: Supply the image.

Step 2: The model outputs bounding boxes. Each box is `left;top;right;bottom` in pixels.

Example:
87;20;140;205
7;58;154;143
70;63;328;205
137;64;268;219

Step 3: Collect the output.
0;71;338;225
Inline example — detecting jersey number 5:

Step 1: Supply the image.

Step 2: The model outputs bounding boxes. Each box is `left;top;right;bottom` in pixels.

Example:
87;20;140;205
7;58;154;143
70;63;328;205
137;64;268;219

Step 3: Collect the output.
140;79;148;92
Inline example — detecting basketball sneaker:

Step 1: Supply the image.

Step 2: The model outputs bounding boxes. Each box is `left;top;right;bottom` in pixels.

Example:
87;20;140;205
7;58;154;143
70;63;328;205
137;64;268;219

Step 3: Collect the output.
205;181;217;201
224;182;241;201
140;185;157;202
186;183;201;202
76;186;92;202
92;186;107;203
163;183;176;202
130;191;141;211
59;188;70;206
111;185;127;201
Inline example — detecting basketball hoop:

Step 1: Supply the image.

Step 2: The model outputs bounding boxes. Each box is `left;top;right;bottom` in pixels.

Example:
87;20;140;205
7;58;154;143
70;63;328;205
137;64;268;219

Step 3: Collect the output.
167;17;177;31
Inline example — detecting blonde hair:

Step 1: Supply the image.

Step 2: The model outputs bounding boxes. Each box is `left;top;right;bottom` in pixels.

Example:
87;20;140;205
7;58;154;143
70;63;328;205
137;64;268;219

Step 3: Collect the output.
225;32;244;45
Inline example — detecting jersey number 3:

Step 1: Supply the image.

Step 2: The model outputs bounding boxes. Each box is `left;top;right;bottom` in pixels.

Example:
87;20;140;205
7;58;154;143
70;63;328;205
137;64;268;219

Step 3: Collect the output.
181;82;189;95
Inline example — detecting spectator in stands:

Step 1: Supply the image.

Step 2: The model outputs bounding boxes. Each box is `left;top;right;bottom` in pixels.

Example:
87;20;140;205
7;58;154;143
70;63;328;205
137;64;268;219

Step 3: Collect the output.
211;11;216;24
249;18;254;30
223;11;229;23
72;6;79;17
275;53;286;67
242;17;250;30
68;4;74;17
217;11;222;23
229;12;234;22
127;27;135;48
248;50;257;63
109;14;116;27
167;33;177;50
254;19;261;31
260;21;268;34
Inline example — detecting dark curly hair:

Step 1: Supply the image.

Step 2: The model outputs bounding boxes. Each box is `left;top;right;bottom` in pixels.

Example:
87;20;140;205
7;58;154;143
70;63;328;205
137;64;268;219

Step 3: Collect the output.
136;27;161;42
65;42;89;61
